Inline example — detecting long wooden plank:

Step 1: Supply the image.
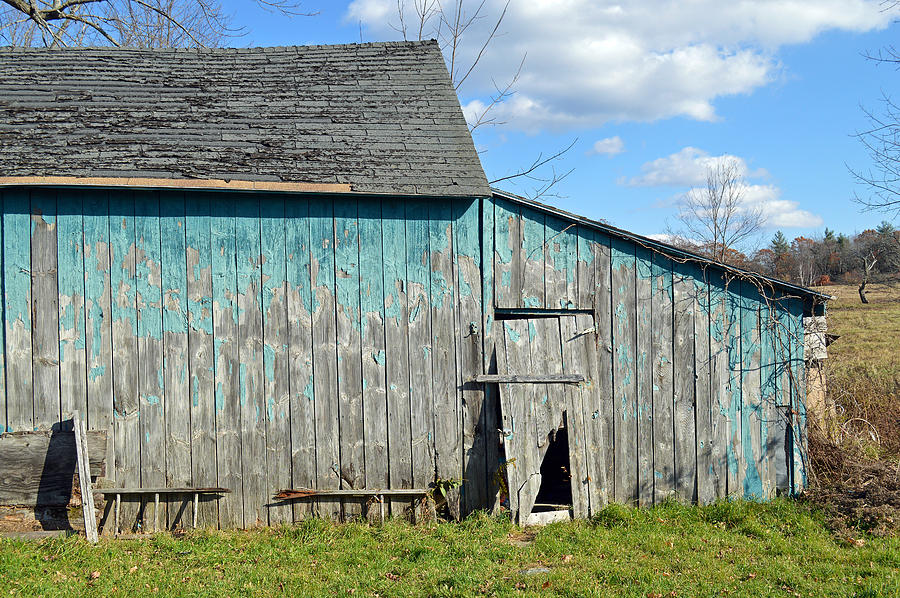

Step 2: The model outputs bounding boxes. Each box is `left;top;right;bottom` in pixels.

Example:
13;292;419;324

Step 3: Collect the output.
3;190;33;433
610;237;637;504
589;233;613;510
788;299;807;493
742;283;764;499
575;227;596;311
285;197;315;521
693;266;715;505
57;193;87;429
521;207;544;309
160;193;192;528
707;270;729;500
634;246;653;506
497;318;533;522
83;191;113;474
108;190;140;530
261;196;292;525
559;314;590;518
185;192;218;528
474;374;584;383
405;200;435;509
651;252;674;505
359;200;389;515
0;192;6;433
381;199;413;517
430;201;461;517
135;192;166;527
774;294;792;494
73;411;99;543
481;199;501;510
525;317;561;522
725;277;744;498
493;198;521;308
211;194;243;527
545;215;576;309
333;198;364;518
758;287;778;500
309;198;341;519
454;198;486;516
30;189;60;430
673;265;697;503
235;196;267;526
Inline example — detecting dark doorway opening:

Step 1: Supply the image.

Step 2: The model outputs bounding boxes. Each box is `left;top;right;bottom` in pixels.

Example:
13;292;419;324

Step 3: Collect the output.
532;412;573;512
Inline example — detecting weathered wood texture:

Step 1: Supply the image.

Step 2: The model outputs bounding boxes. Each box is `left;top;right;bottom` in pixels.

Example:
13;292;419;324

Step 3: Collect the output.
0;430;107;506
490;198;810;509
0;188;810;527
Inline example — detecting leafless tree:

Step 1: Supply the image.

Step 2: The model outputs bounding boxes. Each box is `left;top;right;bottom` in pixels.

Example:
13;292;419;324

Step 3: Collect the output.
669;159;765;264
849;2;900;213
393;0;515;129
0;0;314;48
391;1;573;201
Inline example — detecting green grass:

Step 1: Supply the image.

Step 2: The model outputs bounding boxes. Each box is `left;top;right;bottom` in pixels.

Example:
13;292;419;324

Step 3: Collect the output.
2;501;897;597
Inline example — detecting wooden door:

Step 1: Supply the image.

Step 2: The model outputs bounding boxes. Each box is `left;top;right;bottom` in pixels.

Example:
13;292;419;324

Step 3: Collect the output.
494;313;606;523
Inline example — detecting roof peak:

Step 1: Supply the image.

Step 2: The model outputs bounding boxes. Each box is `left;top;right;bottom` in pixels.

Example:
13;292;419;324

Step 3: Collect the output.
0;39;438;54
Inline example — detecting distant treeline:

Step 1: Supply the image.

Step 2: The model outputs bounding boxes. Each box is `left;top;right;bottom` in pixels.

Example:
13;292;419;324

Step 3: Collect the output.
675;221;900;287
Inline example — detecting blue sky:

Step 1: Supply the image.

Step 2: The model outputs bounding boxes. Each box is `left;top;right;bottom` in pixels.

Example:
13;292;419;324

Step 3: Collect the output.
223;0;899;246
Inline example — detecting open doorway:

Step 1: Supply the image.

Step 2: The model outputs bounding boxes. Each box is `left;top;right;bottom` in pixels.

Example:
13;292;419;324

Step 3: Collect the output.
533;413;573;514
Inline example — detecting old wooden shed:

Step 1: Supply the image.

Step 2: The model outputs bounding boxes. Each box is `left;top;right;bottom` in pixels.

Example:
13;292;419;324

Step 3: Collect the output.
0;41;826;530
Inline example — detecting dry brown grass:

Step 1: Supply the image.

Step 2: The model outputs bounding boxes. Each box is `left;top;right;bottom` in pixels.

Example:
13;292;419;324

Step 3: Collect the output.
805;283;900;535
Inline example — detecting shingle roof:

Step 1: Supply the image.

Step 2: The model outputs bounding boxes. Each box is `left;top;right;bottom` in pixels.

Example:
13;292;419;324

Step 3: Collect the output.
0;41;490;197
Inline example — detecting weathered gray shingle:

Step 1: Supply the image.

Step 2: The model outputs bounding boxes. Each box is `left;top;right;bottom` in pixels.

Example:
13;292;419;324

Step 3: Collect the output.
0;41;490;197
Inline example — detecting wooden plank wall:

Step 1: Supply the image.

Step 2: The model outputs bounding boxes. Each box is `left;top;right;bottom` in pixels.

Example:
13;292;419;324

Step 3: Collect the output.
0;188;810;526
0;188;490;528
488;196;808;506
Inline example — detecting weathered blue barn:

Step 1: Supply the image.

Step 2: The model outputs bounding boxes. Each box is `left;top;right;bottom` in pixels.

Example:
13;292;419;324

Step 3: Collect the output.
0;41;826;530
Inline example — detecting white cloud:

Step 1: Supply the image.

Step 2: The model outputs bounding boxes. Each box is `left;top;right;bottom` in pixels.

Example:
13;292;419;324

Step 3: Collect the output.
624;147;751;187
588;136;625;157
741;184;823;228
626;147;822;228
347;0;891;131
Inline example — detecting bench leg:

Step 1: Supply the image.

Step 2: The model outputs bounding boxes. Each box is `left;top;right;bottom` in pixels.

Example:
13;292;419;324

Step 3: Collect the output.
193;493;199;529
115;494;121;536
154;493;159;533
379;495;385;524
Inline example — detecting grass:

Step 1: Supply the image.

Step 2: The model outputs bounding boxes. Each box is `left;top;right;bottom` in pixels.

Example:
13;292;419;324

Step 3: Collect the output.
817;283;900;379
1;501;898;597
809;283;900;457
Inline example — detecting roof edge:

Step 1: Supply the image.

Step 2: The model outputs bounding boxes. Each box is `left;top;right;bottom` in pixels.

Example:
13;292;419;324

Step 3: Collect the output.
491;188;830;302
0;176;352;193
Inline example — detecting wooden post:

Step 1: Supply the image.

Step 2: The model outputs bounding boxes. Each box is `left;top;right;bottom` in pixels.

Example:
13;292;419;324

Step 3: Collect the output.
72;411;98;543
154;493;160;532
115;494;121;536
193;492;199;529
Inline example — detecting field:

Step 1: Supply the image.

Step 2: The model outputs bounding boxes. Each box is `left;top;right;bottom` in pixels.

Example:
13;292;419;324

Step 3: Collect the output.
2;283;899;597
811;283;900;457
1;501;898;597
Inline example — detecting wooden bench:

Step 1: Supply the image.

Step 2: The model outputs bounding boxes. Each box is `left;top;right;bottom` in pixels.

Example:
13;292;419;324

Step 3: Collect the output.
99;487;230;534
273;488;430;522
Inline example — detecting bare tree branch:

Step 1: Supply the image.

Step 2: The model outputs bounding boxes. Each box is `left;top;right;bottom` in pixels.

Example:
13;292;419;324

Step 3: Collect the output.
0;0;313;47
668;159;765;264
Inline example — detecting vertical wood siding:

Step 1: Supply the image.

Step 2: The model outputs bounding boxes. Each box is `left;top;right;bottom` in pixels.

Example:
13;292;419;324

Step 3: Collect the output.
488;197;809;509
0;188;809;528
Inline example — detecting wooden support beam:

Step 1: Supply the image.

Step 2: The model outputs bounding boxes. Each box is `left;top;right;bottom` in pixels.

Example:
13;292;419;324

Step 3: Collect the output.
472;374;584;384
98;487;230;495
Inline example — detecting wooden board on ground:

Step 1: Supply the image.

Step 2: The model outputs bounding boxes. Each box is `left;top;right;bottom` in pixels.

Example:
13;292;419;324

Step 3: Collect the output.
0;430;106;506
73;411;98;543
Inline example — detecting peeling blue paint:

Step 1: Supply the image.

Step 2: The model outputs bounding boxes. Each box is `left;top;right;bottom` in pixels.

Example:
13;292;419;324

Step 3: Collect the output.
89;365;106;381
